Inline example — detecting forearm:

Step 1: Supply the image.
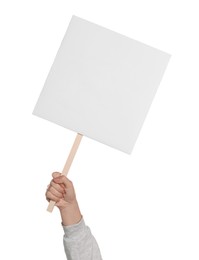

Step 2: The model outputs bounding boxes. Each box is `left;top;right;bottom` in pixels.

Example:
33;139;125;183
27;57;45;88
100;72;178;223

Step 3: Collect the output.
63;218;103;260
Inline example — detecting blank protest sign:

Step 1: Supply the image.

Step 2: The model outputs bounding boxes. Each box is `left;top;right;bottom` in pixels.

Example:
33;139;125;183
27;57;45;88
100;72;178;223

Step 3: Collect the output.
33;15;170;154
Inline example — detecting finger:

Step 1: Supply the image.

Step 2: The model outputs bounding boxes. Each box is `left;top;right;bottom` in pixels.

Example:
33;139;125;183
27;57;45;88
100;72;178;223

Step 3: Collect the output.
46;190;60;203
60;183;65;190
48;185;64;199
50;180;66;194
55;199;67;208
52;172;61;178
53;175;73;188
45;190;49;202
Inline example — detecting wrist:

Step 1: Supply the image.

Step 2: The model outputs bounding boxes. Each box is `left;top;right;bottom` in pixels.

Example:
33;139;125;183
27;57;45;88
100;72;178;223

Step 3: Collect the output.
60;200;82;226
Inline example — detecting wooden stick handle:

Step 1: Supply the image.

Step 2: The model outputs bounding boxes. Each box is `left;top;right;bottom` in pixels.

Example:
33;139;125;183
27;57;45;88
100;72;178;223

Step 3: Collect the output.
47;133;83;212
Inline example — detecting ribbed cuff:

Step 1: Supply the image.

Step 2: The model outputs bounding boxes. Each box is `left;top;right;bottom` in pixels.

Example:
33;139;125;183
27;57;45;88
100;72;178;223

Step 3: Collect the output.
62;217;86;239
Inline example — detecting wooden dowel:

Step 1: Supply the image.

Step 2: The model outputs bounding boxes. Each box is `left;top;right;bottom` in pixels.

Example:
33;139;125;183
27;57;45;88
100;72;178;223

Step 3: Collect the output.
47;133;83;212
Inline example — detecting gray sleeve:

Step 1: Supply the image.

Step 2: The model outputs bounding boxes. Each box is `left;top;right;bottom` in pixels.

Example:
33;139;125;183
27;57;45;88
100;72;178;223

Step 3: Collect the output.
62;218;103;260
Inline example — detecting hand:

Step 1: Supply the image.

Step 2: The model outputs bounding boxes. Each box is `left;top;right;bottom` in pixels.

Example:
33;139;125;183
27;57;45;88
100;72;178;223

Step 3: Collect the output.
46;172;82;225
46;172;77;209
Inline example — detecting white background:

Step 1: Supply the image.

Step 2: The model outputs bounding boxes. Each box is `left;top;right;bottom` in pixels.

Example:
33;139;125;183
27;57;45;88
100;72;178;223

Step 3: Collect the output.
0;1;198;259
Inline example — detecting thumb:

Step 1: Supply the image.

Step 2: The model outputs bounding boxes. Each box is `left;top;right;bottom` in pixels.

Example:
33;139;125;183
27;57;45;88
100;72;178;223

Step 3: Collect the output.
53;175;72;188
52;172;61;178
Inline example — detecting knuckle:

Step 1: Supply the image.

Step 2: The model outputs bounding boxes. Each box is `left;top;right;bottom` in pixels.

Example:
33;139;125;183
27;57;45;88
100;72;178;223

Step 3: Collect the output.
46;191;51;199
49;181;54;188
